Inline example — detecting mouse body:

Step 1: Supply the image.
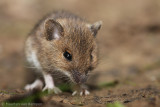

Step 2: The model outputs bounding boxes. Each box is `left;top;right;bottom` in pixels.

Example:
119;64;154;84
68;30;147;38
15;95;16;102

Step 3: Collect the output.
24;11;102;95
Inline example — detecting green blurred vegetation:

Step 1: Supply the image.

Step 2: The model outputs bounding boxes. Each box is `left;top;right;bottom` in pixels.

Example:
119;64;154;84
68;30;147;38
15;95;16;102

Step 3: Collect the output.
98;80;119;89
106;102;125;107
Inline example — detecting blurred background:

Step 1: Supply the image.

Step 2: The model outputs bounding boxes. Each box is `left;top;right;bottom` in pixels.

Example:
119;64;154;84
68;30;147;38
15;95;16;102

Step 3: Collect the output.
0;0;160;98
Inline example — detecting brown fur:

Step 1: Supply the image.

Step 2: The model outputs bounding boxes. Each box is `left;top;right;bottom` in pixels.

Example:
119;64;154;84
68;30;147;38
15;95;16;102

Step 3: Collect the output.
25;10;101;84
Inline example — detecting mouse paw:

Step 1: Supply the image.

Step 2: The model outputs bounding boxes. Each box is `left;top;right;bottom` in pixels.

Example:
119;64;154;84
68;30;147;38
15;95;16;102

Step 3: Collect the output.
72;89;90;96
25;79;43;91
43;86;62;94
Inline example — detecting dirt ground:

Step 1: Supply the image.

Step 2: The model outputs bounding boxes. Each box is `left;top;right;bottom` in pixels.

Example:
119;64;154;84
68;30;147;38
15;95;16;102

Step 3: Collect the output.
0;0;160;107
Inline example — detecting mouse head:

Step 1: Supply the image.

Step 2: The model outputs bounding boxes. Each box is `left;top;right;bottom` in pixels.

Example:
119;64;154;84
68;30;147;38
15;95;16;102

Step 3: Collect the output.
43;19;102;84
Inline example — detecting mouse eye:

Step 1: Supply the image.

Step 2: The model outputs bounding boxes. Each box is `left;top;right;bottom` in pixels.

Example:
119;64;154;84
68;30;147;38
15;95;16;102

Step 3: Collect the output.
63;51;72;61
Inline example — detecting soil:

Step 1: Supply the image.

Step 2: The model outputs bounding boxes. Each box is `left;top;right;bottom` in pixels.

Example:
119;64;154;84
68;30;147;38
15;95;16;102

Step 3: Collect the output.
0;0;160;107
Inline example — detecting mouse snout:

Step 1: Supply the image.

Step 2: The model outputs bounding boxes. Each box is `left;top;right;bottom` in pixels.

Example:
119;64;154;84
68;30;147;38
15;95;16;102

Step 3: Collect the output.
72;70;87;84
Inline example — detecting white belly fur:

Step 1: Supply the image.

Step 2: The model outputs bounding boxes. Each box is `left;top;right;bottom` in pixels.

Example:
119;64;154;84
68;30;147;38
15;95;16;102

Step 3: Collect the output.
25;37;42;72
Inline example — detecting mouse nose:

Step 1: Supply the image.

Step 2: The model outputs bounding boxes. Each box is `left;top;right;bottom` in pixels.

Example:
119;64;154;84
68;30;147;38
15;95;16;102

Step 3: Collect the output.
72;71;87;84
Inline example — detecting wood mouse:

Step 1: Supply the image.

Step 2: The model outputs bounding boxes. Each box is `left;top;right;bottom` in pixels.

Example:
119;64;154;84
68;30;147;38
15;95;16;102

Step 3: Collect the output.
24;11;102;96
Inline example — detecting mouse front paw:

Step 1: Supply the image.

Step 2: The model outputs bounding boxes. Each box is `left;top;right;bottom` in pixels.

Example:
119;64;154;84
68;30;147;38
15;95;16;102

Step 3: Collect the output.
25;84;34;91
43;86;62;94
72;89;90;96
24;79;43;91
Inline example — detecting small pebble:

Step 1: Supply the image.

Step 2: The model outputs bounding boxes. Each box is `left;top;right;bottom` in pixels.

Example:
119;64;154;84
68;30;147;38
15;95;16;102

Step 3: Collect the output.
15;89;24;93
123;100;131;103
122;93;127;96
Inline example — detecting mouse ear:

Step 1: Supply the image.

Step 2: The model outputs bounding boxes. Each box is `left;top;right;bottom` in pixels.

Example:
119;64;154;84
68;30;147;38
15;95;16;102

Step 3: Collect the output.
87;21;102;37
44;19;64;41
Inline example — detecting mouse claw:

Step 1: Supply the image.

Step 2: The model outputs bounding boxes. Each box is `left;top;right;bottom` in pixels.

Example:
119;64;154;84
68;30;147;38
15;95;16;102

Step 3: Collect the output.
43;86;62;94
53;87;62;94
80;89;90;96
72;89;90;96
72;91;77;96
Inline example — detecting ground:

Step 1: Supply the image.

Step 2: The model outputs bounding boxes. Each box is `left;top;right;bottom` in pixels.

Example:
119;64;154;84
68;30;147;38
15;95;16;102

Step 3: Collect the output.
0;0;160;107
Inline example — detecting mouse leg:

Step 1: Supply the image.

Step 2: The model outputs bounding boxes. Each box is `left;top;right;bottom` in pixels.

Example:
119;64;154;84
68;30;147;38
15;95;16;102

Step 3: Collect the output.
25;79;43;91
42;73;62;94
